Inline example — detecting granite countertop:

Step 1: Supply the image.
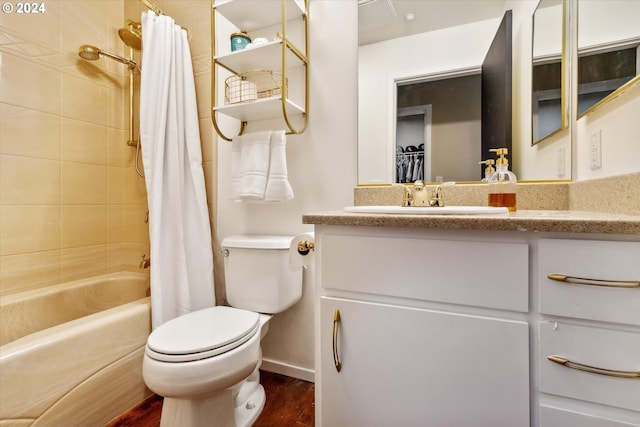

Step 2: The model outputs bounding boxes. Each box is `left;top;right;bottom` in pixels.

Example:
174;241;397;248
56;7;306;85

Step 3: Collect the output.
302;210;640;235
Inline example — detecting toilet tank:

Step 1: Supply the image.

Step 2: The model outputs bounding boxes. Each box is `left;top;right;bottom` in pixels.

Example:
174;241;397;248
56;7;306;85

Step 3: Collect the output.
222;235;303;314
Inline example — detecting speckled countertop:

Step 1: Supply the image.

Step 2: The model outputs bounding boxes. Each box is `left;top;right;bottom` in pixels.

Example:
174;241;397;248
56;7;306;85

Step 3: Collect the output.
303;173;640;235
302;210;640;234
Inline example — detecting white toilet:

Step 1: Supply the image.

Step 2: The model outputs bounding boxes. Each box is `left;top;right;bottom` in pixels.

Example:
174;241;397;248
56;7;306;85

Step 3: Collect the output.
142;235;303;427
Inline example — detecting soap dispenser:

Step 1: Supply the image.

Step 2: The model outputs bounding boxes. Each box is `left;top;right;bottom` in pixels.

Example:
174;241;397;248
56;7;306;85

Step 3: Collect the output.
479;159;496;182
487;148;517;211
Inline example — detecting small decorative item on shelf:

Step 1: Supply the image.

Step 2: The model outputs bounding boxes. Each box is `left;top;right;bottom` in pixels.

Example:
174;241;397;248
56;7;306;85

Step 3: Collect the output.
230;31;251;51
225;70;286;104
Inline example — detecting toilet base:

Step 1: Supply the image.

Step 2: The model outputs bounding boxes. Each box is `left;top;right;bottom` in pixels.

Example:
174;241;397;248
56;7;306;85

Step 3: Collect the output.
158;368;266;427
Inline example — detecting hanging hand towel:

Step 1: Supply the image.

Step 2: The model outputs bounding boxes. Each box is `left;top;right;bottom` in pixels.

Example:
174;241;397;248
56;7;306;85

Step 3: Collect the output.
264;130;294;202
230;130;272;201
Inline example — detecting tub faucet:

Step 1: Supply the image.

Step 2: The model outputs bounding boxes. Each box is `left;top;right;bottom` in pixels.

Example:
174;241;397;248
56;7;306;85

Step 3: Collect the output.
139;254;150;269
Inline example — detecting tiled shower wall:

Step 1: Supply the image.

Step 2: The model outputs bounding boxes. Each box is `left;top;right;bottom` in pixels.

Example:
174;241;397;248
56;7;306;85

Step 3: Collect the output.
0;0;147;296
0;0;216;298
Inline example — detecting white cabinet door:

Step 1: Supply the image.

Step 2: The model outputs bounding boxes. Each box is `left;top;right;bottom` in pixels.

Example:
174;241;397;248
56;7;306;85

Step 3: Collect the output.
319;297;530;427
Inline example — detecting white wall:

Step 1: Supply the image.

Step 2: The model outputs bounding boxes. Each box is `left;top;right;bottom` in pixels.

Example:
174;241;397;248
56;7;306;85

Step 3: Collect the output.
574;81;640;180
216;1;358;379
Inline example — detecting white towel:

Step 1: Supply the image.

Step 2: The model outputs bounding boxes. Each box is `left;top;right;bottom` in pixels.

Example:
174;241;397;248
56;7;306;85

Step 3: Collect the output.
230;131;271;201
230;130;294;202
264;130;294;202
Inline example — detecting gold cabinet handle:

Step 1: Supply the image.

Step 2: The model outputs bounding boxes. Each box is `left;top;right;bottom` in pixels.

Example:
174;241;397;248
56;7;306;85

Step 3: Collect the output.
548;274;640;288
332;309;342;372
548;355;640;379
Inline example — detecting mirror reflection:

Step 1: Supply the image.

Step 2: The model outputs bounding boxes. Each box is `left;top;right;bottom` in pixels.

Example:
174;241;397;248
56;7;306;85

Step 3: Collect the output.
577;0;640;116
358;2;511;184
531;0;565;144
395;73;480;183
392;9;512;184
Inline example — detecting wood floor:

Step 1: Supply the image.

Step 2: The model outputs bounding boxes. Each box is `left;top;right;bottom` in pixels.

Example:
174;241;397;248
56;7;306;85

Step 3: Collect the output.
106;370;315;427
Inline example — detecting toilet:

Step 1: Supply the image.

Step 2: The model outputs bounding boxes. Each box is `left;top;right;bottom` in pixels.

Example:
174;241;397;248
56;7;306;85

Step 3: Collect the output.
142;235;304;427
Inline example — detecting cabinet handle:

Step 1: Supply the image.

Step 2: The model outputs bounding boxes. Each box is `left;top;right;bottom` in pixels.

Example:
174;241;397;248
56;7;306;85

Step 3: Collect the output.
332;309;342;372
548;274;640;288
547;355;640;379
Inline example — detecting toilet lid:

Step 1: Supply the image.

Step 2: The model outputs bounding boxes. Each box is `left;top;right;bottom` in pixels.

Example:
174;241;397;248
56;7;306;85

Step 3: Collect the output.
146;306;260;363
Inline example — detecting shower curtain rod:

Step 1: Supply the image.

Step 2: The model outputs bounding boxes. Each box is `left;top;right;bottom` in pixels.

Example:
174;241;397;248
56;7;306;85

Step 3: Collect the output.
138;0;189;32
139;0;163;16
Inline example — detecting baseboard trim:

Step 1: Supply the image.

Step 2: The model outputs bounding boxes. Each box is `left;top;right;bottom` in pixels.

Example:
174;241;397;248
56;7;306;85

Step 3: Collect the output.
261;358;315;383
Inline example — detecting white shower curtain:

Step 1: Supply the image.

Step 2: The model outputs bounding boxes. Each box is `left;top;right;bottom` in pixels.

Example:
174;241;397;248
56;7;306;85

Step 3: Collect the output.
140;11;215;329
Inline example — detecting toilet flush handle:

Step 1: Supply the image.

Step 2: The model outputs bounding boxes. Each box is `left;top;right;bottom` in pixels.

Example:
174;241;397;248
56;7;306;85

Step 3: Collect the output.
297;240;315;256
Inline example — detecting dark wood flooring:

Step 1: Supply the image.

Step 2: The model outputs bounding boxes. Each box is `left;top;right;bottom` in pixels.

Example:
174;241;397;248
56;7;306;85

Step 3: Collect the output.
106;370;315;427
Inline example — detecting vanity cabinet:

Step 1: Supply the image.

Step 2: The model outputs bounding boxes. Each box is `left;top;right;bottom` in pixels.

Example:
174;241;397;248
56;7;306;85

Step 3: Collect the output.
315;227;531;426
312;224;640;427
537;238;640;427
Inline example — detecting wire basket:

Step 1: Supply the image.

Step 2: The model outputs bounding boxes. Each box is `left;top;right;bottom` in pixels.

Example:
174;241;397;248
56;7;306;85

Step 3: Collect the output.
225;70;286;104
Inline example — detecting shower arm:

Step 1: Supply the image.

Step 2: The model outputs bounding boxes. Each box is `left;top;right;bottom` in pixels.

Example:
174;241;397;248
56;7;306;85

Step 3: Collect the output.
100;49;137;69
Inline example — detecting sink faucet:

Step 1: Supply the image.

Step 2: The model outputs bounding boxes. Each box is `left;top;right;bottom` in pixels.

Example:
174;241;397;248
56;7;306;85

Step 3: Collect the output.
404;181;454;207
430;181;456;207
430;185;445;207
402;186;413;207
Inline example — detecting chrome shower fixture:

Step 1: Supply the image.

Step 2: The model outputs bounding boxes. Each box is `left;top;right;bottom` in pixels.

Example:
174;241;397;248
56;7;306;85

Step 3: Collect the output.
78;44;138;69
119;20;142;51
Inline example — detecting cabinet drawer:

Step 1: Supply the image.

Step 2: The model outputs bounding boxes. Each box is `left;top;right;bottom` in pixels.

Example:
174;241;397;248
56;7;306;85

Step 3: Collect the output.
322;234;528;311
538;239;640;325
539;321;640;412
540;405;640;427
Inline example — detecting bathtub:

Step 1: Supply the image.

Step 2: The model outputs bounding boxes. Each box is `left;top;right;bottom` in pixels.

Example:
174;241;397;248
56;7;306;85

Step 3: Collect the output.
0;272;153;427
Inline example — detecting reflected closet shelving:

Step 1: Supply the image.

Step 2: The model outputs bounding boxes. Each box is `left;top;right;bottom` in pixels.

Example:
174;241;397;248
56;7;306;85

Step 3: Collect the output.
211;0;309;140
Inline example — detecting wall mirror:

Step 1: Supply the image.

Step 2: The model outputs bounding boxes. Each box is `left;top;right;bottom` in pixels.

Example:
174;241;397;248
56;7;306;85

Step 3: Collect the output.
394;7;512;185
577;0;640;117
357;0;565;185
531;0;566;144
358;1;512;184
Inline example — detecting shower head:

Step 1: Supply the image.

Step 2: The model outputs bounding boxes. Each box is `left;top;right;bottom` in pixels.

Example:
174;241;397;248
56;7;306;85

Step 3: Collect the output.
119;20;142;51
78;44;101;61
78;44;138;69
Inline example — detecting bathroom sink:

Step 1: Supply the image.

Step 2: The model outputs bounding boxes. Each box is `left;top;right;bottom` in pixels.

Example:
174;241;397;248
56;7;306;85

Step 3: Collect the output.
344;206;509;215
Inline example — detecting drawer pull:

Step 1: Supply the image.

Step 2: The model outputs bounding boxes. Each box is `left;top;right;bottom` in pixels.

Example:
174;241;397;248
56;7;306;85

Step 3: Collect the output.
548;355;640;379
332;309;342;373
548;274;640;288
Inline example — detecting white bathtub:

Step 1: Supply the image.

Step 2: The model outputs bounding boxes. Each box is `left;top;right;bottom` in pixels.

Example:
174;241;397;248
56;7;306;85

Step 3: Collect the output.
0;272;153;427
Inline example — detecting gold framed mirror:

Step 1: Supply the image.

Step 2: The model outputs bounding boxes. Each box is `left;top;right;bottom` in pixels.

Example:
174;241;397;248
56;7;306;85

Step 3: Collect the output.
531;0;567;145
577;0;640;117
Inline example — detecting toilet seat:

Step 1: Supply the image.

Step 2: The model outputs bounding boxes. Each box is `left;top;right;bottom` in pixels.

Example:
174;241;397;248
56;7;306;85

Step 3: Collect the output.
145;306;260;363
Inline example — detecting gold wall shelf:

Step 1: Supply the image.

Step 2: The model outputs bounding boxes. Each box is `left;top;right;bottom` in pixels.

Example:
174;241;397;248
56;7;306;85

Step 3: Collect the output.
211;0;309;141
